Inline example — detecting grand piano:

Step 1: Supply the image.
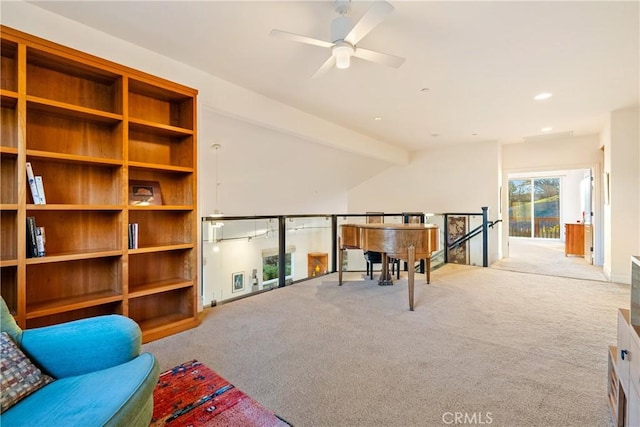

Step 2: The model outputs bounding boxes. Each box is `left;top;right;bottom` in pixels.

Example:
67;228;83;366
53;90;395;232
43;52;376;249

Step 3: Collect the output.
338;223;439;311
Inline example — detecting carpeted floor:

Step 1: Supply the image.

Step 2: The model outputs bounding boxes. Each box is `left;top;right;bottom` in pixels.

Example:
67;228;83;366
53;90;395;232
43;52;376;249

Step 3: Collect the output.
491;238;607;282
144;264;629;427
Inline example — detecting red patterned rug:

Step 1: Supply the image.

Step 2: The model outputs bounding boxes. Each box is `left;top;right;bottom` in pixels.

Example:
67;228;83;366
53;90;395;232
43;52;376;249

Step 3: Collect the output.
151;360;291;426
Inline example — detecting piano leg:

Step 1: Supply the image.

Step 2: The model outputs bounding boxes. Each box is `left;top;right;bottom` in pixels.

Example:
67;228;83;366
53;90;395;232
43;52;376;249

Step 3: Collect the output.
426;255;431;284
338;237;343;286
378;252;393;286
408;245;415;311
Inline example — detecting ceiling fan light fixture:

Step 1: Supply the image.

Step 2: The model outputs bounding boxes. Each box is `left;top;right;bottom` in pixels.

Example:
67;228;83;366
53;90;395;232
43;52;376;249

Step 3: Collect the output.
333;43;354;69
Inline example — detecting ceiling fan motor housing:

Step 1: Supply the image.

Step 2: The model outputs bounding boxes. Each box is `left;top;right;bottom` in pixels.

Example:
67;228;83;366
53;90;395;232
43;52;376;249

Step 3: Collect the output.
331;14;353;43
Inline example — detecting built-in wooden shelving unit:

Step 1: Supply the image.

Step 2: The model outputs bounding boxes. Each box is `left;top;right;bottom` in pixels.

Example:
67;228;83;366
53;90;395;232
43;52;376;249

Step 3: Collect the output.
0;25;199;342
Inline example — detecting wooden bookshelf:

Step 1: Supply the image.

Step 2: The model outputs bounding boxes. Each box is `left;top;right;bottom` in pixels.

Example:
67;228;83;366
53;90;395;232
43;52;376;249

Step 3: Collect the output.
0;26;199;342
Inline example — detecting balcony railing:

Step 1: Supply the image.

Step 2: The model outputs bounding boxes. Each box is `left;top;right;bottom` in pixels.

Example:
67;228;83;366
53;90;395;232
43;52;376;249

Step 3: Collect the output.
509;217;560;238
201;208;498;306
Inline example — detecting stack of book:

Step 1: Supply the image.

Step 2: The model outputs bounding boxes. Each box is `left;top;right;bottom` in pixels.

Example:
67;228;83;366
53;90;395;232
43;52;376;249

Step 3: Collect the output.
26;217;46;258
26;162;46;204
128;223;139;249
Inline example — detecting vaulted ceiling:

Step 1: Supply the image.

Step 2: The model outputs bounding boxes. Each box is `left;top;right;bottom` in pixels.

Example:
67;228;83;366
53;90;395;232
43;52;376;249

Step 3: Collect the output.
29;1;639;151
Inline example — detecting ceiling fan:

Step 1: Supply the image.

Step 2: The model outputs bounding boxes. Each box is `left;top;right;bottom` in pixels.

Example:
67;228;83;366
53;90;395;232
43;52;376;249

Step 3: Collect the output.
270;0;405;78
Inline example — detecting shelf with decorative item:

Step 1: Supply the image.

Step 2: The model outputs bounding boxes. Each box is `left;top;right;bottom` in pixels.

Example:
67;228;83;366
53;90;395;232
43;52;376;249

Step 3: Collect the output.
127;170;193;210
25;158;122;206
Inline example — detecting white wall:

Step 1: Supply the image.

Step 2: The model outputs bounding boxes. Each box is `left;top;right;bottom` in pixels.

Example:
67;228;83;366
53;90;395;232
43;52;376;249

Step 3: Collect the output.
563;169;587;232
348;140;502;263
602;120;612;273
603;106;640;283
199;109;393;216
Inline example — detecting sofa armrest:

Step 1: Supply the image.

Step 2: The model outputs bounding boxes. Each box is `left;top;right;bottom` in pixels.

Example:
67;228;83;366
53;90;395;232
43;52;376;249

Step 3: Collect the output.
20;315;142;379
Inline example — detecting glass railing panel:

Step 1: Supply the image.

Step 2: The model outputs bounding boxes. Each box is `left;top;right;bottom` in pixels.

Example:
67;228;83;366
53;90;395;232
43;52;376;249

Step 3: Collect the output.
384;215;404;224
201;217;280;305
284;215;333;281
336;215;367;272
467;214;484;266
425;214;446;269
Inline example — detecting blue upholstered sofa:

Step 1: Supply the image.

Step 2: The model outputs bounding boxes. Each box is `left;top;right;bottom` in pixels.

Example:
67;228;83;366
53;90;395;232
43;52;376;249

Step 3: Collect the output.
1;298;159;426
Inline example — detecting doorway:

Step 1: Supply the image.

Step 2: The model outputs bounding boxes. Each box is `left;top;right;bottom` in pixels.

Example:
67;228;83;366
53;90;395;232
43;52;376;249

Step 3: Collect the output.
497;168;603;280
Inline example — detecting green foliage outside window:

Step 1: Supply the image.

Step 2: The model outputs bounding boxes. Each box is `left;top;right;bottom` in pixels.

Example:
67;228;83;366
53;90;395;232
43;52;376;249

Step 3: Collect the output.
263;253;292;281
508;177;560;238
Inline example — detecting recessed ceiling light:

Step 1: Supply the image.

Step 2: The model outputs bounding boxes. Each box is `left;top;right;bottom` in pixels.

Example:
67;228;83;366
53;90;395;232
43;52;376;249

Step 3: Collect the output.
541;127;552;132
534;93;552;101
374;116;382;121
472;133;477;136
431;133;439;137
421;88;430;92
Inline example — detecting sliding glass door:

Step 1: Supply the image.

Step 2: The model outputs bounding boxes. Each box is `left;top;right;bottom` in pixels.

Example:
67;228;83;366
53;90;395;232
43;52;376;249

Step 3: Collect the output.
508;177;560;239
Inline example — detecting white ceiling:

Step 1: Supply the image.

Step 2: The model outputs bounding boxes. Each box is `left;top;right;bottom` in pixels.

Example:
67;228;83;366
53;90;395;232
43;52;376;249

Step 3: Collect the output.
29;1;639;152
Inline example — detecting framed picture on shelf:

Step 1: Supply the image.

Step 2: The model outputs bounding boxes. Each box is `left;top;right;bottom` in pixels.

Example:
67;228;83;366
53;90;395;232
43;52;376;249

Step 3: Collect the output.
232;272;244;293
129;180;163;206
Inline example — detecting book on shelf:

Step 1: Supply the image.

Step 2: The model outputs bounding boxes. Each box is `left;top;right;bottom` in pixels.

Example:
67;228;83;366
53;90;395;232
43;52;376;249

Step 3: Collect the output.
35;176;46;204
36;226;46;257
26;162;44;204
128;223;139;249
26;216;38;258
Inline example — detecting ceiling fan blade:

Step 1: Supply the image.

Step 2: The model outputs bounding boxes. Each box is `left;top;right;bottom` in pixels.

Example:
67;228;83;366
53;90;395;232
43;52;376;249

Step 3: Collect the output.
312;55;337;79
270;29;334;49
354;47;405;68
344;1;394;46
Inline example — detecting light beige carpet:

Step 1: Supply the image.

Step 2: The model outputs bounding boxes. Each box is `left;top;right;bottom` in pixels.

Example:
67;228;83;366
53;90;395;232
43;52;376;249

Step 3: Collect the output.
144;264;628;427
491;238;607;282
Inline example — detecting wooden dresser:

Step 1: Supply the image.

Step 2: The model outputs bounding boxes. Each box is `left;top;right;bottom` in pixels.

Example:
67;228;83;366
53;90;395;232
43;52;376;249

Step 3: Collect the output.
564;223;584;256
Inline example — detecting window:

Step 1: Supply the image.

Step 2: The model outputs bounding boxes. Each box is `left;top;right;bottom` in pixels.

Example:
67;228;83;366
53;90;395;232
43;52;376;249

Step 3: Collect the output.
262;246;295;286
509;177;560;238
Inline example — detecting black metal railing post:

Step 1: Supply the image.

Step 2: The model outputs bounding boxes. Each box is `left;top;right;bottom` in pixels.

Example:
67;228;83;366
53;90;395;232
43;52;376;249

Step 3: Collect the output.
443;214;449;263
331;215;338;273
278;216;286;287
482;206;489;267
